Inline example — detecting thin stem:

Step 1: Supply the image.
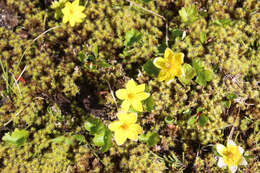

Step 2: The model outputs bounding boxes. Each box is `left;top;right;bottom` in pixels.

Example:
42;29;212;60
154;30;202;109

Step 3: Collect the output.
125;0;169;47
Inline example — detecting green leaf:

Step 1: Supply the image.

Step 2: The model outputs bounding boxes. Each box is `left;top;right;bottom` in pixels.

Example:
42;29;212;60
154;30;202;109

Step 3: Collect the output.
221;100;231;108
93;130;106;147
51;136;65;143
198;114;208;126
74;134;86;144
78;51;86;63
140;0;152;2
227;93;236;100
212;146;222;156
147;132;160;146
96;60;111;68
124;29;142;47
179;5;199;24
187;115;197;125
200;32;206;44
143;96;154;112
183;109;192;115
192;59;213;86
178;63;196;85
139;131;159;146
84;117;103;135
164;116;174;124
100;129;112;152
196;107;204;113
2;129;29;147
171;29;183;40
93;43;98;58
214;18;231;26
142;59;160;77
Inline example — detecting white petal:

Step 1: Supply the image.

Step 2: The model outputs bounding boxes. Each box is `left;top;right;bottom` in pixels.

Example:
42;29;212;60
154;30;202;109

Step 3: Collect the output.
217;157;227;168
238;146;244;154
229;166;237;173
239;157;248;166
227;139;237;146
216;144;225;154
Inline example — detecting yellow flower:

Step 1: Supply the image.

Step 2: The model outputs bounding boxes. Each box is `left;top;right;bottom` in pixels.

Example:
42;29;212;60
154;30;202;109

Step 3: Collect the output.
115;79;150;112
216;140;247;173
153;48;184;84
61;0;86;27
108;112;143;145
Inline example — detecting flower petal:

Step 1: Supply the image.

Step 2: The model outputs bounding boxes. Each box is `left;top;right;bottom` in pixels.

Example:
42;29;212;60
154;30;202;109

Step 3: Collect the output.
135;92;150;101
127;124;143;141
229;165;237;173
114;130;127;145
157;70;167;81
164;48;174;61
132;101;143;112
217;157;227;168
126;79;136;90
238;146;244;154
216;144;226;155
174;66;184;77
121;100;131;111
117;112;137;124
239;157;247;166
108;121;121;131
134;84;145;93
115;89;127;100
153;57;165;69
227;140;237;146
72;0;79;6
173;53;184;65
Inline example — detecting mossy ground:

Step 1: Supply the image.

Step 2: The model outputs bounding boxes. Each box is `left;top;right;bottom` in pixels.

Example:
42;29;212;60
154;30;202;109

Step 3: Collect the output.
0;0;259;172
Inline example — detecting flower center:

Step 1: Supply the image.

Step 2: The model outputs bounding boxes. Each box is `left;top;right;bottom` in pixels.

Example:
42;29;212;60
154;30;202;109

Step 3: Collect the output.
127;93;135;100
69;8;74;15
120;123;129;130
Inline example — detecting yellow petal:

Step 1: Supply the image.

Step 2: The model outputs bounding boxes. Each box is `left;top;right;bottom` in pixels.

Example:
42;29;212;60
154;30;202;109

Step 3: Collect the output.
76;6;85;12
157;70;167;81
70;19;76;27
126;79;136;90
127;124;142;140
153;57;165;69
132;101;143;112
115;89;127;100
72;0;79;6
135;92;150;101
174;66;184;77
117;112;137;124
121;100;130;111
172;52;184;65
134;84;145;93
216;144;226;155
108;121;121;131
62;15;69;23
114;130;127;145
164;48;174;61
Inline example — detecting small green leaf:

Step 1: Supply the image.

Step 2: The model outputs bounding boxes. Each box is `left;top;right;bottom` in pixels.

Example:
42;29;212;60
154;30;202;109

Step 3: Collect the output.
178;63;196;85
84;117;103;135
147;132;160;146
187;115;197;125
74;134;86;144
2;129;29;147
192;59;213;86
140;0;152;2
227;93;236;100
221;100;231;108
78;51;86;63
96;60;111;68
93;130;106;147
124;29;142;47
164;116;174;124
214;18;231;26
143;59;160;77
93;43;98;58
183;109;192;115
179;5;199;24
198;114;208;126
100;129;112;152
171;29;183;40
200;32;206;44
196;107;204;113
143;96;154;112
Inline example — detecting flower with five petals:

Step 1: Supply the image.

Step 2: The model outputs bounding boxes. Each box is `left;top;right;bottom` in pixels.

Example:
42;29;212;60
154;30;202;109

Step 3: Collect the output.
115;79;150;112
108;112;143;145
216;139;247;173
153;48;184;84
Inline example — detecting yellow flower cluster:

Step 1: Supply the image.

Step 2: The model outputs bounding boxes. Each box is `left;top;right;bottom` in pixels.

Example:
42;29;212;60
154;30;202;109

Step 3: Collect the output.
108;79;150;145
